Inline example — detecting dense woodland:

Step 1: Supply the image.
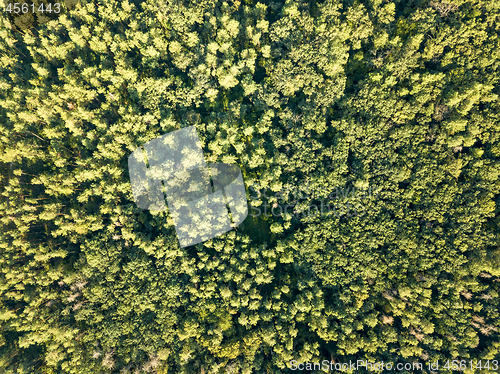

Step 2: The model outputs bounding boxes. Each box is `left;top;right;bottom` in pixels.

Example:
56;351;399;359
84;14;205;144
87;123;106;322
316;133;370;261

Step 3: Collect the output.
1;0;499;372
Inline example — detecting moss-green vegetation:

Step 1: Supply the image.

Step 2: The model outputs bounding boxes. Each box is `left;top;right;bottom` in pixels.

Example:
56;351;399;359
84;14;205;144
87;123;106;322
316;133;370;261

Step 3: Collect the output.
0;0;499;372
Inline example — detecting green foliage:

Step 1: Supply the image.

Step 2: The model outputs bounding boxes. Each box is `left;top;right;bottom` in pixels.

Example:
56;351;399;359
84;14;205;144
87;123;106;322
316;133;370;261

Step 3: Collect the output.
0;0;499;372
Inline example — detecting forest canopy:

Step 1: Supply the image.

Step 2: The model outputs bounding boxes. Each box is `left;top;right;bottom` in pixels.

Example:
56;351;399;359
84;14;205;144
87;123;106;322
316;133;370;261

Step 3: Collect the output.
0;0;499;373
